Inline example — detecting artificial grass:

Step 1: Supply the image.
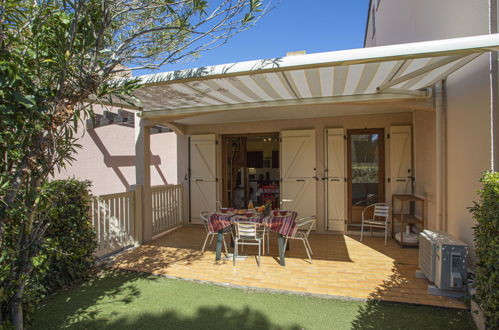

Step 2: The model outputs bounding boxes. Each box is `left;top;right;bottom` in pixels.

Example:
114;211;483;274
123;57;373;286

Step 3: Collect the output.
32;270;475;330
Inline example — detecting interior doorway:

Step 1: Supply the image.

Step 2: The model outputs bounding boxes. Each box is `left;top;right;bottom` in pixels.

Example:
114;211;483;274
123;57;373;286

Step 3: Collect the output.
222;134;280;209
347;129;385;227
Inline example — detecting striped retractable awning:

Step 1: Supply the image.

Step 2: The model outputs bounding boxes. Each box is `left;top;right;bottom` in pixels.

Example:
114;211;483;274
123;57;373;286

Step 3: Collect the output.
121;34;499;117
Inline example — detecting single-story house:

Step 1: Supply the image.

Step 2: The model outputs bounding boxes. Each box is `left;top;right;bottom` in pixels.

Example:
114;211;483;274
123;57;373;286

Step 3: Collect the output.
56;1;498;267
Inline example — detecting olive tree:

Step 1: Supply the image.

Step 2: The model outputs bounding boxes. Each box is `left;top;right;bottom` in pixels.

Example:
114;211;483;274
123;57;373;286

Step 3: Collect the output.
0;0;270;328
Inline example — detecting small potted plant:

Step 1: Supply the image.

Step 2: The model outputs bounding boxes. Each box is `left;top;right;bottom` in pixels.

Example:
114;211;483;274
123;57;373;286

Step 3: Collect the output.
264;200;273;216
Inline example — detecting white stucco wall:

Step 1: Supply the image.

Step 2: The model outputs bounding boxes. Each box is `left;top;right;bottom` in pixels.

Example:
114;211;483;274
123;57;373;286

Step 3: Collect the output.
53;108;178;196
413;110;437;230
365;0;495;260
365;0;489;47
445;55;491;259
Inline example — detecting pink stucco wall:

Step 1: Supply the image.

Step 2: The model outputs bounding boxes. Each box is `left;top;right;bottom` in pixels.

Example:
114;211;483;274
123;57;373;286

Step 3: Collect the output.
53;118;178;196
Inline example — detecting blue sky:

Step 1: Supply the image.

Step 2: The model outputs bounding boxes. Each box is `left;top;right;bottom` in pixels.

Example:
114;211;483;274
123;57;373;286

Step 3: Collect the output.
138;1;369;75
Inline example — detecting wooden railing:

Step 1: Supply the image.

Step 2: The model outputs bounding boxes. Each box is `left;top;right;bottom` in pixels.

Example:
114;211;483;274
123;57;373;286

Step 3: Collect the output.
152;184;183;236
90;191;137;257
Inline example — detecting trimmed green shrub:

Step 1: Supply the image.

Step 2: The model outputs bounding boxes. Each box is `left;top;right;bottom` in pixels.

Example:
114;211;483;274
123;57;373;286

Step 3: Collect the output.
39;179;97;292
469;171;499;329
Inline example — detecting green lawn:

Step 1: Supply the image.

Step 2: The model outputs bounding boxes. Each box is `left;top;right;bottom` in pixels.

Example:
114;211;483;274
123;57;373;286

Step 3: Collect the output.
32;270;475;330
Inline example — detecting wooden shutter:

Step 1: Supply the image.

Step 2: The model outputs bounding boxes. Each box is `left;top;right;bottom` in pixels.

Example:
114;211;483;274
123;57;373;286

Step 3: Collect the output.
189;134;217;224
389;126;412;196
326;128;346;231
281;129;316;226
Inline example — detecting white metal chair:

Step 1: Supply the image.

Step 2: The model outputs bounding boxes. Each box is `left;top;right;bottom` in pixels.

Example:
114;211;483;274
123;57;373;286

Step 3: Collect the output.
258;218;270;255
360;203;390;246
200;211;230;254
233;221;263;266
232;215;266;253
284;216;316;263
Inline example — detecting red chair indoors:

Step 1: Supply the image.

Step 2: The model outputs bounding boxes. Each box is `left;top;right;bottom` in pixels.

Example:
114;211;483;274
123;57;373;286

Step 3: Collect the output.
261;185;278;209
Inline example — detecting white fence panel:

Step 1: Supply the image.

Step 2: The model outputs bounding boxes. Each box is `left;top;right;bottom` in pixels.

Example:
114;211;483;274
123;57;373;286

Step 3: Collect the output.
152;184;183;235
90;191;136;257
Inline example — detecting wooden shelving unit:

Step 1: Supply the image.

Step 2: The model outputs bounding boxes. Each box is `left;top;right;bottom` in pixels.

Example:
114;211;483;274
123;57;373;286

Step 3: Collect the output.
391;194;425;247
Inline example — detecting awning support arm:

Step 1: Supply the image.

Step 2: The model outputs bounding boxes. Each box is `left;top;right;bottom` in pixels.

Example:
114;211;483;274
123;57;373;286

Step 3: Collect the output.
418;53;482;87
380;88;431;97
377;54;470;92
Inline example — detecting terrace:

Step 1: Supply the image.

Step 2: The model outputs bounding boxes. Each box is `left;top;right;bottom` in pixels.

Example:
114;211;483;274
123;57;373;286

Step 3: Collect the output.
111;226;465;309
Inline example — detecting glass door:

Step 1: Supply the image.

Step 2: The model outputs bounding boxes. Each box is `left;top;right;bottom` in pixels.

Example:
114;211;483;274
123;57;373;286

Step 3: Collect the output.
347;129;385;226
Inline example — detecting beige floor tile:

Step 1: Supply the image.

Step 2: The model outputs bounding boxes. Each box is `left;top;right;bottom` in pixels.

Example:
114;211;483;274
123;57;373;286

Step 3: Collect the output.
112;226;466;310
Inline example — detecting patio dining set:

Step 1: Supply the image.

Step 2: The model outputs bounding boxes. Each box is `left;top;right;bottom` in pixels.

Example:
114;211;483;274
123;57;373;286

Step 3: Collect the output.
199;202;395;267
200;209;316;266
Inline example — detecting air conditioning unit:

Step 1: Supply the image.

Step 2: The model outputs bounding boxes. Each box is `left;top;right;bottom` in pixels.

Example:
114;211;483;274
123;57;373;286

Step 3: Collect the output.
419;230;468;291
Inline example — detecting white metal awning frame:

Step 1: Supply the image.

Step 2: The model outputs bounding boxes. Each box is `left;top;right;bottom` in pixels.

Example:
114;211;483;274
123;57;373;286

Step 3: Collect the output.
110;33;499;120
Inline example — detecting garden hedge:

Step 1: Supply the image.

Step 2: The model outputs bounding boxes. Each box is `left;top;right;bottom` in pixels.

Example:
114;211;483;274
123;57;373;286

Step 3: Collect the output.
469;171;499;329
40;179;97;291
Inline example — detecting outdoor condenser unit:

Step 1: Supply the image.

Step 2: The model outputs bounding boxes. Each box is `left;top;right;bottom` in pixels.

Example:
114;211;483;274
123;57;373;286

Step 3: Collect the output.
419;230;468;291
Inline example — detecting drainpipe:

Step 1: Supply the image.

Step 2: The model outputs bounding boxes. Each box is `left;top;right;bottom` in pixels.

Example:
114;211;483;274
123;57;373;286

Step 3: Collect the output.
435;81;448;232
489;0;498;170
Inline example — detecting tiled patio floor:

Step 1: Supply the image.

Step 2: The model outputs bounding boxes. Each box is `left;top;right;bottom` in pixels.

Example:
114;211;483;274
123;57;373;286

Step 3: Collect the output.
112;226;466;309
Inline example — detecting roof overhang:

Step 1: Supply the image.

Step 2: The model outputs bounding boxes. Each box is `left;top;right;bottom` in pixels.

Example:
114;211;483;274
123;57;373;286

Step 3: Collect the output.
112;33;499;121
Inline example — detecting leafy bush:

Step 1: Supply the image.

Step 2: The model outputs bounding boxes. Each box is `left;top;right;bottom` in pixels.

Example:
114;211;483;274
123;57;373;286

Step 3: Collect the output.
469;171;499;329
39;179;97;292
1;179;97;324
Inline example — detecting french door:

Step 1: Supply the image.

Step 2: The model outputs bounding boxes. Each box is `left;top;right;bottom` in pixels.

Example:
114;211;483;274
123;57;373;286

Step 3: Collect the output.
347;129;385;225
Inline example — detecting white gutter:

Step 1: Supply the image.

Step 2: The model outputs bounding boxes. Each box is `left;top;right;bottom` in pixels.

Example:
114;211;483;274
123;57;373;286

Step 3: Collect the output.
435;81;448;232
134;34;499;86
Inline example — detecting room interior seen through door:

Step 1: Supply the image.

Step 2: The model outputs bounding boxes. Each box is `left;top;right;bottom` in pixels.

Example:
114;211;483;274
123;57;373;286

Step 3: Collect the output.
224;134;280;209
347;129;385;227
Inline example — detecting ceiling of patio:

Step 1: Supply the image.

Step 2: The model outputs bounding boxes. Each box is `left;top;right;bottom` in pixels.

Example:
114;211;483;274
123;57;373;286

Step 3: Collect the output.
172;99;430;125
113;33;499;123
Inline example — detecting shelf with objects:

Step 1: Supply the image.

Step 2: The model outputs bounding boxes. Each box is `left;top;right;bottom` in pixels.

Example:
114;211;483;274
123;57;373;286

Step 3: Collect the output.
391;194;425;247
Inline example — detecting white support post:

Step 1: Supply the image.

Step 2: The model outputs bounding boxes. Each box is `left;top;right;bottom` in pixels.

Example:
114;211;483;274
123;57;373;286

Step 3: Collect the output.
129;184;143;245
135;112;153;243
176;134;190;224
490;0;498;170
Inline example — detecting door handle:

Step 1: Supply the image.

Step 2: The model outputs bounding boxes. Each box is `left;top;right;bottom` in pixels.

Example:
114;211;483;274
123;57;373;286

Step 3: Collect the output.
296;179;306;182
395;179;407;182
330;178;341;182
313;176;319;181
195;179;204;182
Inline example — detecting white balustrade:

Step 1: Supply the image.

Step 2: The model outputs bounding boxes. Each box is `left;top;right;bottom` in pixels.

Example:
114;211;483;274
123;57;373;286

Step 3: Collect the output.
151;184;183;236
90;184;183;257
90;191;136;257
